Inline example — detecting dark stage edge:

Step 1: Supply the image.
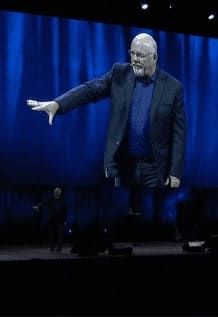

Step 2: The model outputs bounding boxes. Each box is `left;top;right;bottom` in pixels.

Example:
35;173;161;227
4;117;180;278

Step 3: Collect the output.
0;242;218;316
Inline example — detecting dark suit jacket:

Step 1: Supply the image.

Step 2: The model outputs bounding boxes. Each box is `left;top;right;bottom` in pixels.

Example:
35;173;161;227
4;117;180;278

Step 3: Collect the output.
55;62;186;183
37;196;67;224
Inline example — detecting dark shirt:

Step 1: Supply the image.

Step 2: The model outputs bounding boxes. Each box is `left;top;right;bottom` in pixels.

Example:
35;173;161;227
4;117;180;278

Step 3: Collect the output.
127;73;156;157
43;197;67;224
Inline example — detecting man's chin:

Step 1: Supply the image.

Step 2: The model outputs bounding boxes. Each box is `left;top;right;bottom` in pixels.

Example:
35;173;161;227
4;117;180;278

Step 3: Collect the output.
133;67;144;78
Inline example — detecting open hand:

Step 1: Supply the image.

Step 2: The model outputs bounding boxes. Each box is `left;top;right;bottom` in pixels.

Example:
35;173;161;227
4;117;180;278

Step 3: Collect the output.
26;99;59;125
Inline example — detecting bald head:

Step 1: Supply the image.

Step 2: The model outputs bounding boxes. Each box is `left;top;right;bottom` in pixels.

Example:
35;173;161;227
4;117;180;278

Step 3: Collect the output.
131;33;157;56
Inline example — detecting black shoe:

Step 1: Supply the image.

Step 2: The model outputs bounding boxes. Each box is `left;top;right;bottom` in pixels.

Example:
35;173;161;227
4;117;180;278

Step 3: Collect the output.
72;243;99;256
77;247;98;256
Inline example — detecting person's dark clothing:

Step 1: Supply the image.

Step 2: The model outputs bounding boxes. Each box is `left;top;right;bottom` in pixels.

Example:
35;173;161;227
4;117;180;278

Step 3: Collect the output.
47;197;67;225
39;196;67;251
55;63;186;187
46;197;67;251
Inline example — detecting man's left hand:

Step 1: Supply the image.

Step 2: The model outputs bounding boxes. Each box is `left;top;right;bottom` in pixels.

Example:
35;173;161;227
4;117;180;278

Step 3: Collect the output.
165;175;180;188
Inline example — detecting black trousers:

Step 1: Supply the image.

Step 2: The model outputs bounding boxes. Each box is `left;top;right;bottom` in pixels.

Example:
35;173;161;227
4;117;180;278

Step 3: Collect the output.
48;220;65;250
121;158;163;211
103;158;173;241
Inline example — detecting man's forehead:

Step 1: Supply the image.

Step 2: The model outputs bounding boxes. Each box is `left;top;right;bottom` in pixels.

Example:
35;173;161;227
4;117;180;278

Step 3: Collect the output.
131;39;154;51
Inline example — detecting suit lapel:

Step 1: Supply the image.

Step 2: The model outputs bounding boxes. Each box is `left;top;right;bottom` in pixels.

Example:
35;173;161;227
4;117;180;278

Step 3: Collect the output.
150;70;166;124
125;68;135;110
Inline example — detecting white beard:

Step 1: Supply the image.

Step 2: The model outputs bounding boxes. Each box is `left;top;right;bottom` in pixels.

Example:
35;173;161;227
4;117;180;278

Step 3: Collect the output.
132;65;144;78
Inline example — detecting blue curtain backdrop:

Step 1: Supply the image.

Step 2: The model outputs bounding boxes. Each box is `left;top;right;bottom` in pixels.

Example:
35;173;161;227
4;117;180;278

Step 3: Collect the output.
0;10;218;239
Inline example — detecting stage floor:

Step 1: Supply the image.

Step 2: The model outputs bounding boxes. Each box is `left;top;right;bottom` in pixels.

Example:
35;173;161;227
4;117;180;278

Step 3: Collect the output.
0;241;217;316
0;241;185;261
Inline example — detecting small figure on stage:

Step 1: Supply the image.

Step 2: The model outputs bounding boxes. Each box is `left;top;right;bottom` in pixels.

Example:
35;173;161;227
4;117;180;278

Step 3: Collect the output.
33;187;67;252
